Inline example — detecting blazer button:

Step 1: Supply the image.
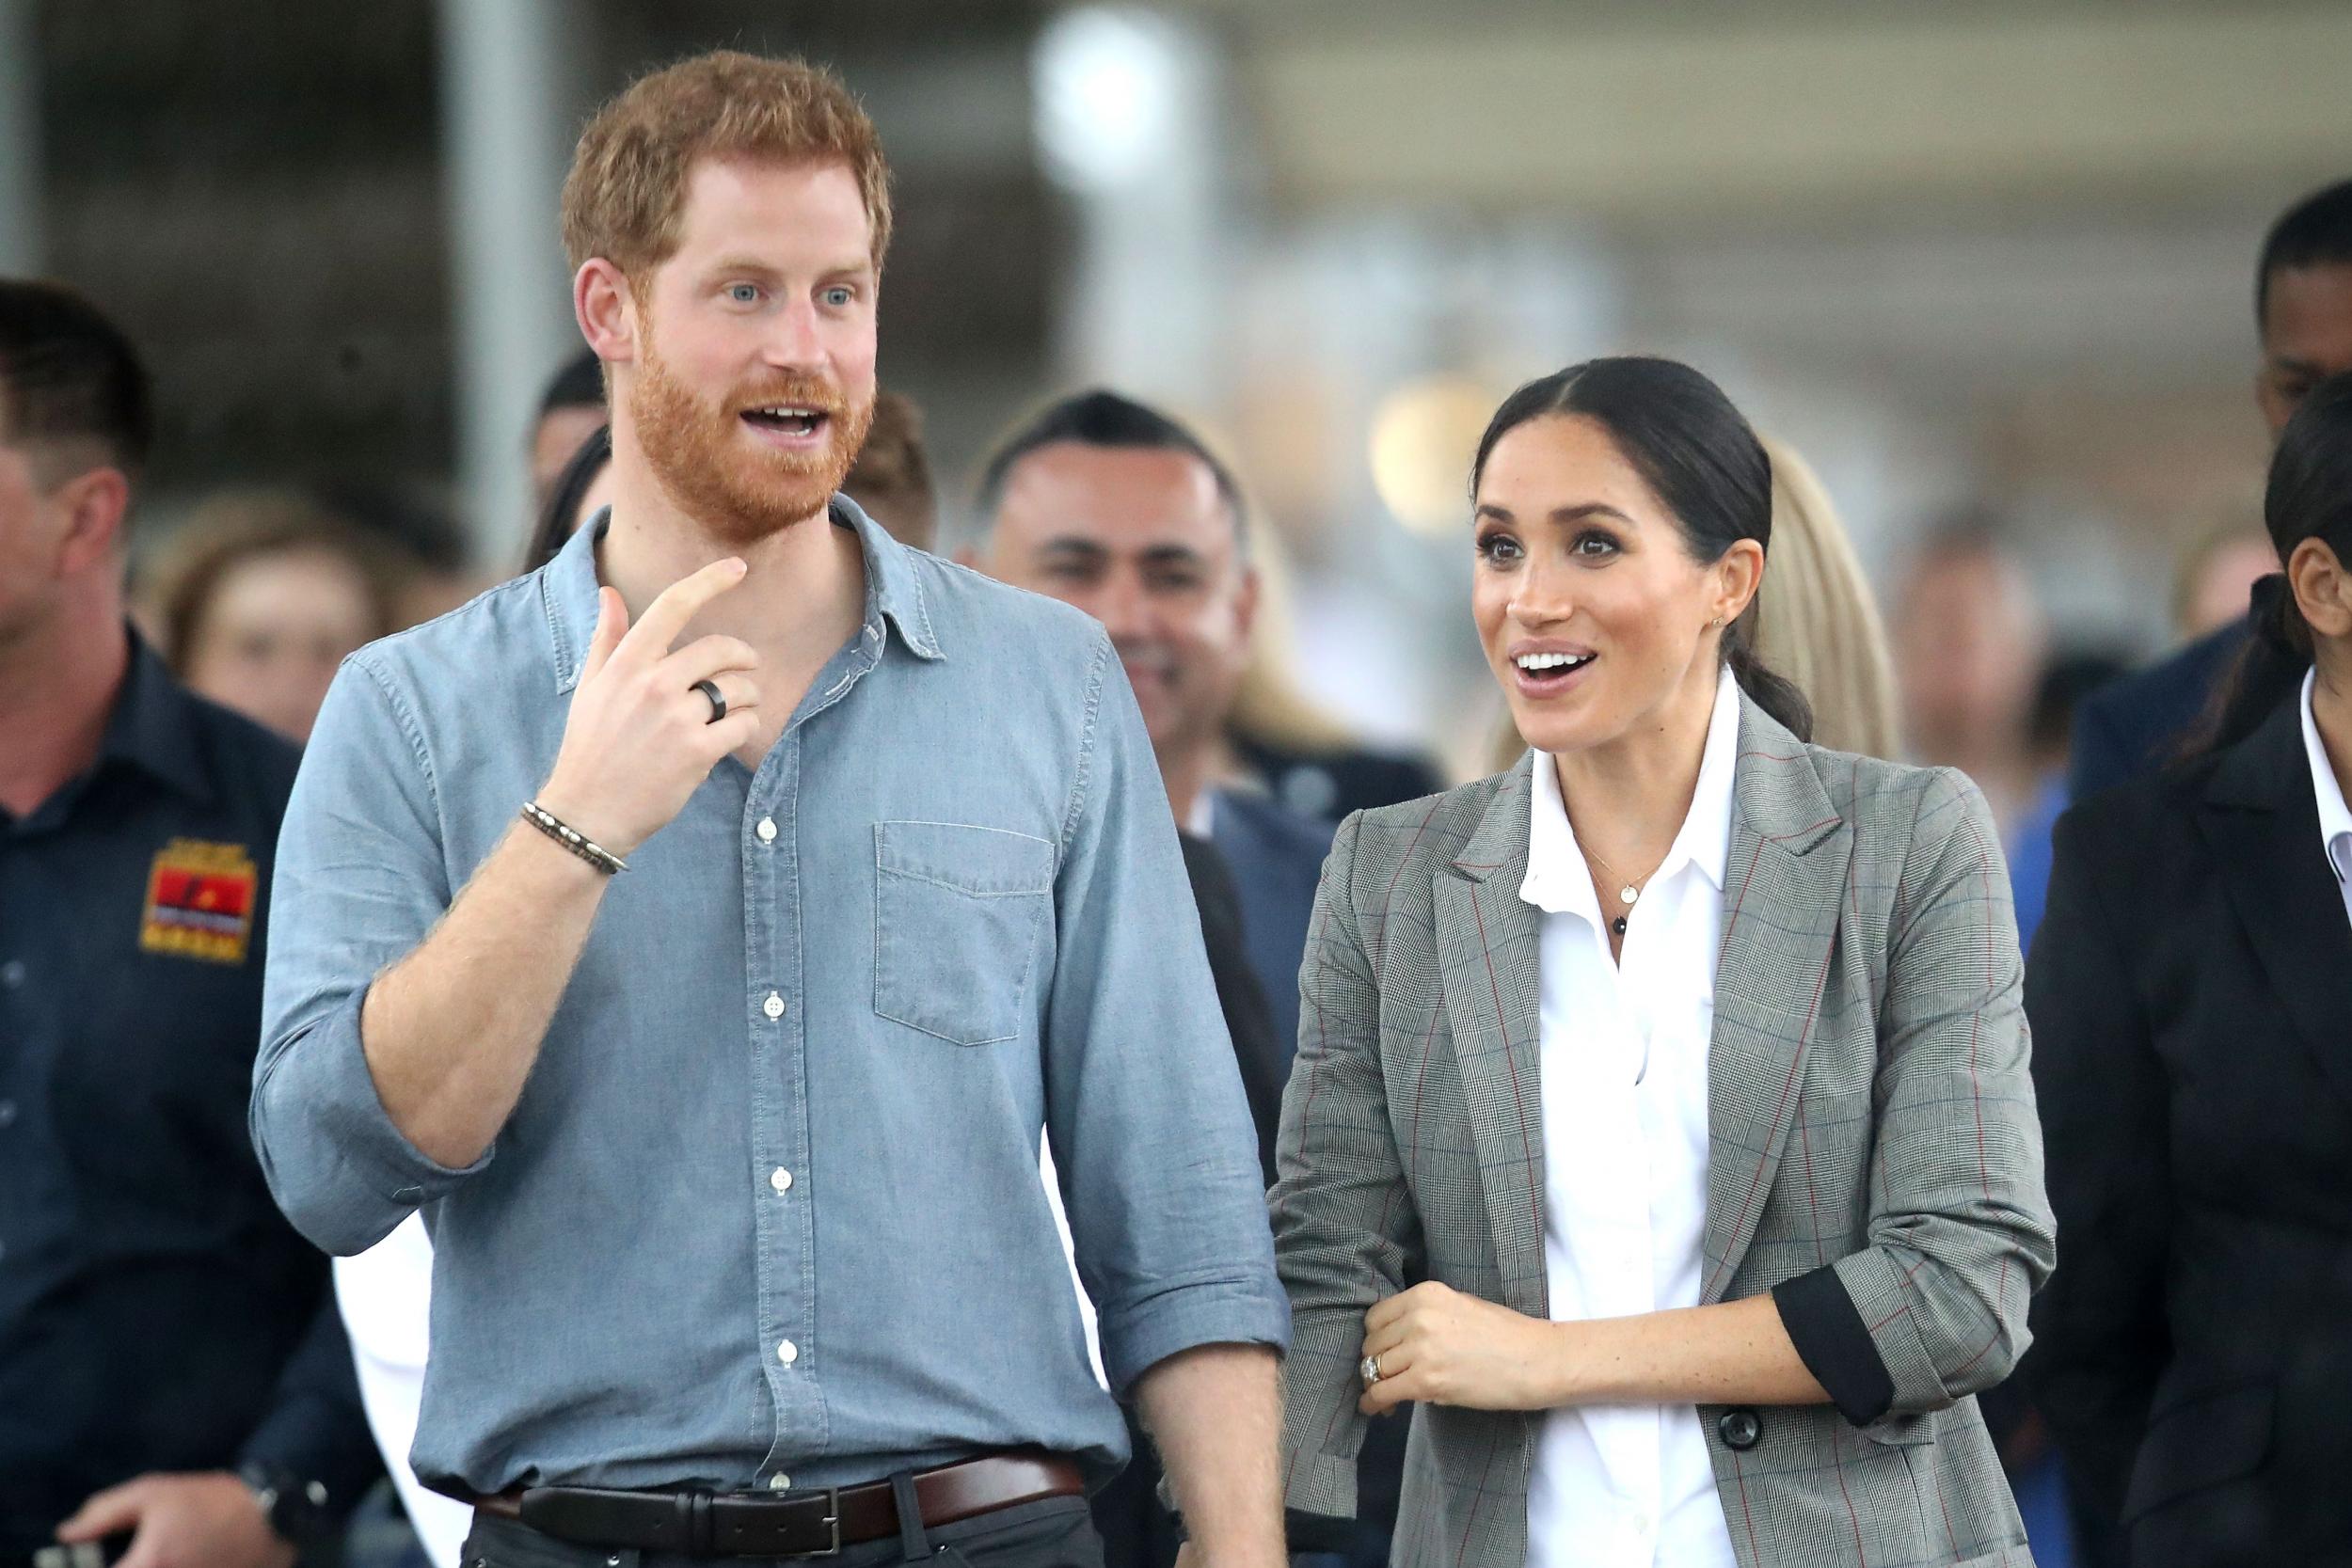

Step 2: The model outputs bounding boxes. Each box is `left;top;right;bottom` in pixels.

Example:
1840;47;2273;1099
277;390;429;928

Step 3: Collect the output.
1717;1408;1763;1451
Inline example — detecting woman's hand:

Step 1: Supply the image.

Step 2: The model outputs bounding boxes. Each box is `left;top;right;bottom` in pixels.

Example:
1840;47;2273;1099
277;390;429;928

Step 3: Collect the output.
1358;1281;1570;1416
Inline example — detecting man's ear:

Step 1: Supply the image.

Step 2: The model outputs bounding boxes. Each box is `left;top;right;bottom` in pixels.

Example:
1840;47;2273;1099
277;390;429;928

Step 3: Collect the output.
575;259;638;368
56;467;131;574
1233;562;1262;641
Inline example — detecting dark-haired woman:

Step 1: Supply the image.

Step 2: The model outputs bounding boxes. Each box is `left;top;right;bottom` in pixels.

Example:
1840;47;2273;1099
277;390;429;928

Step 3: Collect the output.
1273;356;2054;1568
2025;373;2352;1565
523;421;615;573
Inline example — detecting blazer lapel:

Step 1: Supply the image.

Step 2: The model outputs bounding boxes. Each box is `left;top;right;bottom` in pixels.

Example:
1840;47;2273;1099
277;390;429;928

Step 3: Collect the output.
2197;699;2352;1117
1700;701;1853;1304
1434;756;1550;1319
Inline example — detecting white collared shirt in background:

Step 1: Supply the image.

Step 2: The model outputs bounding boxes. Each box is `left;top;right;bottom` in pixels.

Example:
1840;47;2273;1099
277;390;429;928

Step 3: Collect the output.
335;1216;470;1568
2299;669;2352;931
1518;664;1742;1568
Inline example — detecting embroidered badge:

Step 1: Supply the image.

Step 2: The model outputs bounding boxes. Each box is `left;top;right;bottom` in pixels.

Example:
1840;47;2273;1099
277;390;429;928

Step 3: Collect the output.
140;837;258;964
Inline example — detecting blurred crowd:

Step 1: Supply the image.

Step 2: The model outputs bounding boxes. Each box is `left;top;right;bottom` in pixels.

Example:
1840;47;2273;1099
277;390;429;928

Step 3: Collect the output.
3;47;2349;1568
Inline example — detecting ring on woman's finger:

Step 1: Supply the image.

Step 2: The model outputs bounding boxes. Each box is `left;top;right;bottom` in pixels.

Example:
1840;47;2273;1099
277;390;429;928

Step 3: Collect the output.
1360;1354;1383;1388
692;678;726;724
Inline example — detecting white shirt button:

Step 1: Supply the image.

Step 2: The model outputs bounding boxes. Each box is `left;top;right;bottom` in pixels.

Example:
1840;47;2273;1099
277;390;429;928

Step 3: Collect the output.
755;817;778;844
770;1167;793;1194
769;1474;790;1492
763;992;785;1020
777;1339;799;1365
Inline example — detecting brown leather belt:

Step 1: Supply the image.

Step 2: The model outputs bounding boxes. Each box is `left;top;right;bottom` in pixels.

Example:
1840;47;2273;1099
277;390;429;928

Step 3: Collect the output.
470;1450;1084;1558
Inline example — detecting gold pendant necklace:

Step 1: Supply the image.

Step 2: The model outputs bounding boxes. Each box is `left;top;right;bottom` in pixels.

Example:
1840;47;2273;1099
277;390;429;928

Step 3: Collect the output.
1583;845;1653;913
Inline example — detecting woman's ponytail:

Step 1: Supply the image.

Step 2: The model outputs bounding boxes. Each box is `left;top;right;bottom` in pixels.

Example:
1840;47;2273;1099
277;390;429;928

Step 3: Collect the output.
2182;371;2352;763
1725;606;1815;743
2186;573;2314;759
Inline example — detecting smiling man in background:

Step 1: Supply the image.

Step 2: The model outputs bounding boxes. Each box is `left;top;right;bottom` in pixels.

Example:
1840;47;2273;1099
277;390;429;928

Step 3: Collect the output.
970;391;1337;1067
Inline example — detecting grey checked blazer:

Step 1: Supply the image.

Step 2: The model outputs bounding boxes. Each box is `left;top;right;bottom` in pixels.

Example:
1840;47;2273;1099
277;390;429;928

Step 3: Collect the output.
1272;697;2055;1568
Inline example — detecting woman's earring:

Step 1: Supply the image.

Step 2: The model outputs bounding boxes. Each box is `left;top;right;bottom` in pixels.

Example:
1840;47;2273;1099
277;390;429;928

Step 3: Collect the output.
1708;615;1724;629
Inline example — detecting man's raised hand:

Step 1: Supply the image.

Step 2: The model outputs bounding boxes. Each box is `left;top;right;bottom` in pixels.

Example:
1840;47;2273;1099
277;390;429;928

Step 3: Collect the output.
536;557;762;859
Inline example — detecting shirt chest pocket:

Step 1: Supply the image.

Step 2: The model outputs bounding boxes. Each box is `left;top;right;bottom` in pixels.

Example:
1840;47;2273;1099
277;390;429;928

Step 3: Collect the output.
873;820;1057;1046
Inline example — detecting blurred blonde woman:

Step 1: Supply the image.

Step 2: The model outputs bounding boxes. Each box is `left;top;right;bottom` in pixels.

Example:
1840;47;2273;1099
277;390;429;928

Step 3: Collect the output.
1750;436;1899;758
1490;435;1898;770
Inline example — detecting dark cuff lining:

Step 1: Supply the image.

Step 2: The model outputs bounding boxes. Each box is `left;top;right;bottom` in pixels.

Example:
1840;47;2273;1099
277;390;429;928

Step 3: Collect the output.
1772;1264;1895;1426
1285;1508;1363;1554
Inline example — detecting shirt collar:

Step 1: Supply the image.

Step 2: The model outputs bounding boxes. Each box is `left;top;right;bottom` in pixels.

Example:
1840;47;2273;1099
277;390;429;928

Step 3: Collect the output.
542;493;944;695
1186;788;1217;839
1519;663;1741;919
2300;667;2352;885
99;629;217;805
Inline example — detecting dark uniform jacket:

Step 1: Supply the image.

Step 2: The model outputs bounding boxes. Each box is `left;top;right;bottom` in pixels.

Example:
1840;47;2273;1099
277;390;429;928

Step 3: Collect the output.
2027;694;2352;1566
0;635;376;1552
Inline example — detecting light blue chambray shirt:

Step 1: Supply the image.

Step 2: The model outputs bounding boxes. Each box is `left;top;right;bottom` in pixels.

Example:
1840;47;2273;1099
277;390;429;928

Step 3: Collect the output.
250;501;1286;1497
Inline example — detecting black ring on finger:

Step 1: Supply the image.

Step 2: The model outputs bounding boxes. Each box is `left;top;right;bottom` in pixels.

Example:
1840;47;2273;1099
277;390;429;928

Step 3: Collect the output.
692;678;726;724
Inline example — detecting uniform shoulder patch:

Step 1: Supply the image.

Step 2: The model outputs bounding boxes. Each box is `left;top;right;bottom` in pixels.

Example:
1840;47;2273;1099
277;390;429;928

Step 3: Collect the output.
140;837;259;964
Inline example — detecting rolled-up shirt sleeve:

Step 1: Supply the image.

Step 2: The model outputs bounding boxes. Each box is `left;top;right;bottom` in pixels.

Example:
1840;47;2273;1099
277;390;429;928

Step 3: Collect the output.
251;652;488;1257
1792;768;2057;1421
1041;632;1291;1396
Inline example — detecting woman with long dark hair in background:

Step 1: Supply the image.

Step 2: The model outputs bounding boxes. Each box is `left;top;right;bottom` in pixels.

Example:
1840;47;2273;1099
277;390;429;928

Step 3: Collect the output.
1273;356;2053;1568
2026;372;2352;1565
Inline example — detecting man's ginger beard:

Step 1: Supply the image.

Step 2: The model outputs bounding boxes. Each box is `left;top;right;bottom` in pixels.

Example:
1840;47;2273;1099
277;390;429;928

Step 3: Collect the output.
628;307;874;547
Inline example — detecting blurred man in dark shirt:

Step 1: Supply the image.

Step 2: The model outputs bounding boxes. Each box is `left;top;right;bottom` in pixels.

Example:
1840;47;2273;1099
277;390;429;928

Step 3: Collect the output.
0;279;375;1567
2071;177;2352;799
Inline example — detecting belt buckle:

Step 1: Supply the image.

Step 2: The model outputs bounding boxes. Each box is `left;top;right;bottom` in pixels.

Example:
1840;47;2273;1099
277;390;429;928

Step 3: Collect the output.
803;1485;843;1559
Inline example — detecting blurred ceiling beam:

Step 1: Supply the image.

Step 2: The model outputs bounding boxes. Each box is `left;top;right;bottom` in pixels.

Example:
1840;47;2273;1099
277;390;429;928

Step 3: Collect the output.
0;0;42;272
1248;8;2352;220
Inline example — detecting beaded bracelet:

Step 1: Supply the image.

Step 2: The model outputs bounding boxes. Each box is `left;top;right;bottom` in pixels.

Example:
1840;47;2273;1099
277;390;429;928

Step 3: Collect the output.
519;800;628;875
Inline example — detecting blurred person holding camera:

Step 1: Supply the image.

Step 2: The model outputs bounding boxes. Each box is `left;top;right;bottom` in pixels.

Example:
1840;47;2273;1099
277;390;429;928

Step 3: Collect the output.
249;52;1284;1568
2026;372;2352;1566
0;280;379;1568
144;491;405;744
1274;356;2053;1568
2072;177;2352;798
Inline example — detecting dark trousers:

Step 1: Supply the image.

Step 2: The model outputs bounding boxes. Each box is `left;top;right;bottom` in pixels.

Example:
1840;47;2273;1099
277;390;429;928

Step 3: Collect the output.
459;1495;1102;1568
